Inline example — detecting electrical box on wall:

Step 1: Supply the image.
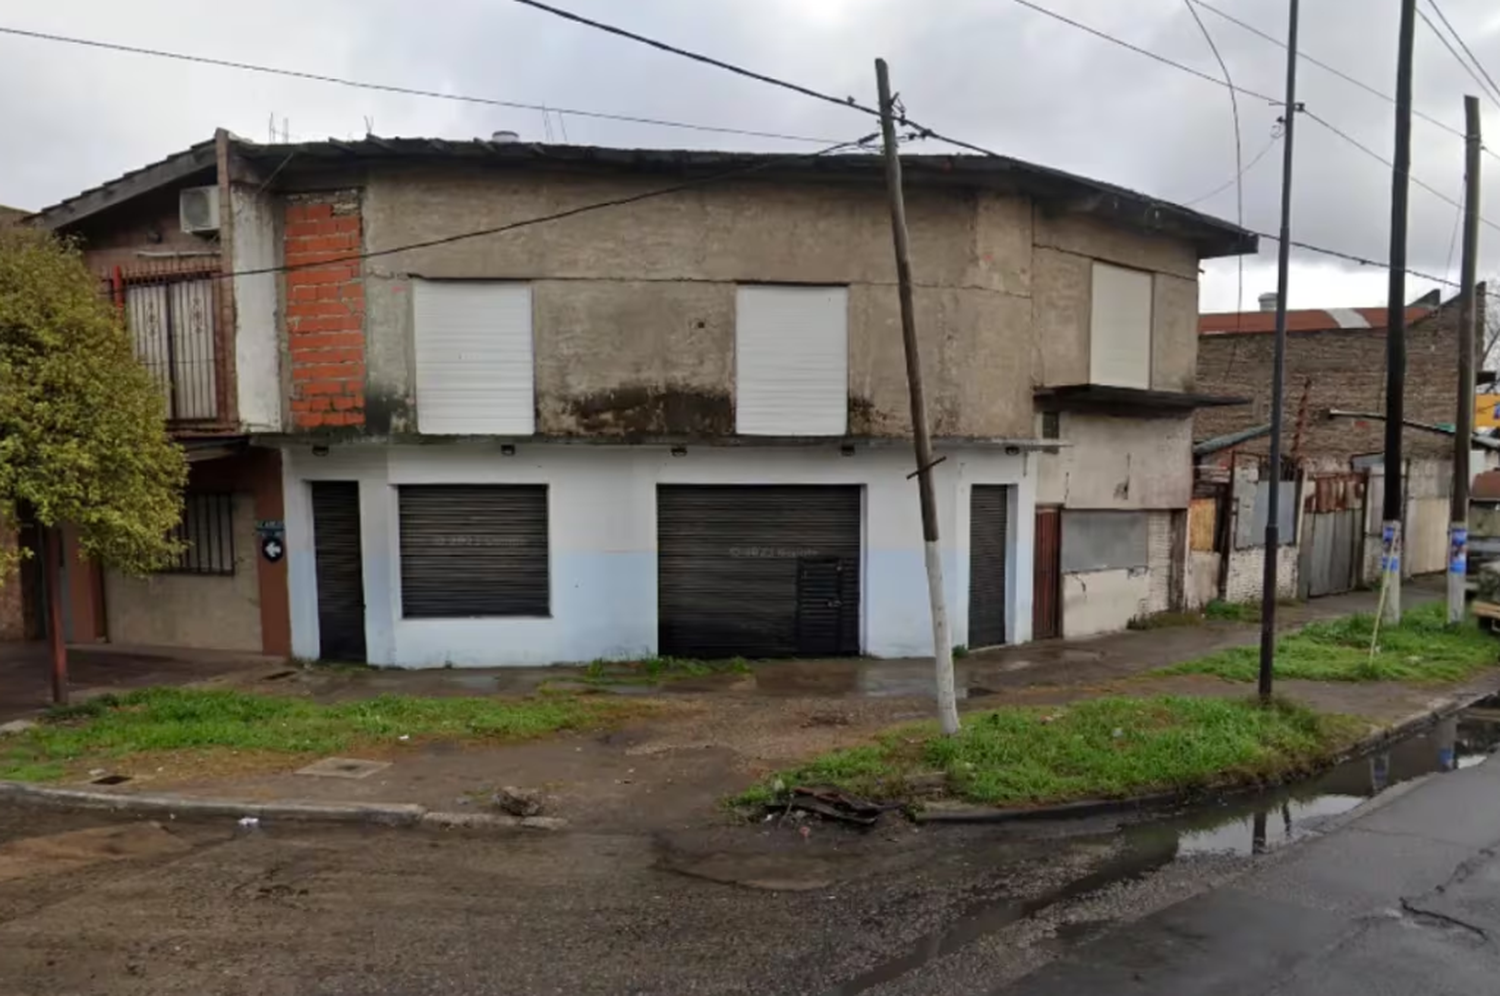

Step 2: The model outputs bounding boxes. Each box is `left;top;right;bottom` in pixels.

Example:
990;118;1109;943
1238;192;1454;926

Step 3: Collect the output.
179;186;220;234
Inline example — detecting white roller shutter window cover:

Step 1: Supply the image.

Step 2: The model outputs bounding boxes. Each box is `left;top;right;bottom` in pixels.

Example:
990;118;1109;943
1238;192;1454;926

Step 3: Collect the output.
736;285;849;436
414;280;535;435
1088;262;1153;390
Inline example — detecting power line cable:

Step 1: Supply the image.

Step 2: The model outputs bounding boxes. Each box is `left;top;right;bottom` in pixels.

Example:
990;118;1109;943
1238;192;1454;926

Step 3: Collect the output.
0;24;844;146
1187;0;1493;151
1251;230;1459;288
1183;0;1247;317
507;0;1010;160
1010;0;1280;105
1423;0;1500;108
1181;131;1281;207
223;134;881;280
1301;109;1500;233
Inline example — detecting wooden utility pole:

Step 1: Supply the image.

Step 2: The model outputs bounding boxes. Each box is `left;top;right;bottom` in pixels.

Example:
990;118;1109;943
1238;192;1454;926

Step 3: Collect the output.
45;528;68;705
1258;0;1300;704
1451;95;1483;623
1381;0;1418;624
875;57;959;735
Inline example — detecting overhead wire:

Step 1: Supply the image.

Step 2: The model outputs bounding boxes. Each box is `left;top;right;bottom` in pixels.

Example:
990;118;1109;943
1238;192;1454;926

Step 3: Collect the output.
1181;132;1280;207
1301;109;1500;233
0;24;844;146
1009;0;1279;105
222;134;883;281
1422;0;1500;108
1183;0;1247;320
1187;0;1498;156
510;0;1475;293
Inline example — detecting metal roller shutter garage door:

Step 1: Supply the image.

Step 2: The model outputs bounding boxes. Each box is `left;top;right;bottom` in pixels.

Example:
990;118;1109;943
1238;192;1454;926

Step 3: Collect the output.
658;485;860;658
968;485;1010;648
398;485;549;617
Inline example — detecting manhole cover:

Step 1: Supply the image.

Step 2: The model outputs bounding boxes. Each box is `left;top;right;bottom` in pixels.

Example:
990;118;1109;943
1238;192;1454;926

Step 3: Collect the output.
294;757;391;780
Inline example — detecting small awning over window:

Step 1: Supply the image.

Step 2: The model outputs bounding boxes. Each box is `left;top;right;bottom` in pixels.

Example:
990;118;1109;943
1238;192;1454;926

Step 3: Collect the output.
1034;385;1248;418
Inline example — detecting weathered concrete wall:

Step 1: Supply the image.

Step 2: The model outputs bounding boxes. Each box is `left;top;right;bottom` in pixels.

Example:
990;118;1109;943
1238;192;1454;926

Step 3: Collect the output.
1224;544;1299;603
1061;568;1151;638
1185;550;1222;609
349;167;1200;442
104;494;261;651
230;183;282;432
1035;414;1193;510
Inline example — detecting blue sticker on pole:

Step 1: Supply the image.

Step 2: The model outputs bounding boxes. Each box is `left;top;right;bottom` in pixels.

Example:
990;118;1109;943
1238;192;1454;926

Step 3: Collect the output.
1451;527;1469;574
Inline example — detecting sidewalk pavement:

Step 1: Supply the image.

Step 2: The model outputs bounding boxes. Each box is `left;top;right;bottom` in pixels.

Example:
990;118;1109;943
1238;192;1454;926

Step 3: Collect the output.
13;574;1493;834
997;751;1500;996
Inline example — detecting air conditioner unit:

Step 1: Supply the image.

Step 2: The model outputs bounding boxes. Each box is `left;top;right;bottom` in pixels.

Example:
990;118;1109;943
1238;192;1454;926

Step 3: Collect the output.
179;186;220;234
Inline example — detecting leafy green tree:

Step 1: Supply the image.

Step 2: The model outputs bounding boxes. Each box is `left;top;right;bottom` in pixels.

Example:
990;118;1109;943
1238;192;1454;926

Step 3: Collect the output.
0;226;186;583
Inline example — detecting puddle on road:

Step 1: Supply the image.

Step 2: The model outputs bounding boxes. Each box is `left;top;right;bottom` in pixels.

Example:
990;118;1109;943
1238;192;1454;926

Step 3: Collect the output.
819;704;1500;995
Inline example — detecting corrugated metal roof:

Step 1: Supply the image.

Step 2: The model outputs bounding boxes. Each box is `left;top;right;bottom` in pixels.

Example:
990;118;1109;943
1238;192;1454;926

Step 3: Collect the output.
29;133;1257;257
1198;305;1433;336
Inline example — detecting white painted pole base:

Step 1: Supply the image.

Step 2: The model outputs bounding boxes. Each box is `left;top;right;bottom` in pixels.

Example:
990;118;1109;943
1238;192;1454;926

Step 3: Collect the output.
923;540;960;735
1448;522;1468;625
1380;519;1403;625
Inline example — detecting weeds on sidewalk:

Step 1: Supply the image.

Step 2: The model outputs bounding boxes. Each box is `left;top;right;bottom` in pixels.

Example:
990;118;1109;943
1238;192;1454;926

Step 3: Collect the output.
577;655;751;687
0;687;645;782
1159;602;1499;683
735;695;1361;809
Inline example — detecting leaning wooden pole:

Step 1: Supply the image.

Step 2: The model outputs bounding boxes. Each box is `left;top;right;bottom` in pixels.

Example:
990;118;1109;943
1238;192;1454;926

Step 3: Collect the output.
45;527;68;705
875;57;959;735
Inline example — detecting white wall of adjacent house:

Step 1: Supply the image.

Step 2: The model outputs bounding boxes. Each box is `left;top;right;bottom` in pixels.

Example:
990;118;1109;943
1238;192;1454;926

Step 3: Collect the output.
282;443;1035;667
230;184;282;432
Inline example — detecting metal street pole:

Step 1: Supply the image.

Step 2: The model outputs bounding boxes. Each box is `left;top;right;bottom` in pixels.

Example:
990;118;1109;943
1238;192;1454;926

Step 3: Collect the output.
1259;0;1300;703
875;57;959;735
1450;95;1483;623
1382;0;1418;624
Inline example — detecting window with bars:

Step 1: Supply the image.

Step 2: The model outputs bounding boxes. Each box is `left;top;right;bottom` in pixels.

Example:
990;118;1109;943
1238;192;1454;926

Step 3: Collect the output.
123;276;220;422
163;493;237;575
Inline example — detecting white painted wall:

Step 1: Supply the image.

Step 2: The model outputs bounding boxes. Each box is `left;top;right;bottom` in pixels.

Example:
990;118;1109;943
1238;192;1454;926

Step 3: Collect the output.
230;184;282;432
283;443;1033;667
1062;568;1151;638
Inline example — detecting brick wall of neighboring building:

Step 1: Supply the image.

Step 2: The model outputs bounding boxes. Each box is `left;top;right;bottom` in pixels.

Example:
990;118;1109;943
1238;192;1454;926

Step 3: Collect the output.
1196;291;1485;461
284;191;365;431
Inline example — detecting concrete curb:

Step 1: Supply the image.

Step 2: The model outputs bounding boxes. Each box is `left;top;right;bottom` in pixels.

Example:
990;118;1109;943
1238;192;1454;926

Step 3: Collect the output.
915;678;1500;826
0;782;567;832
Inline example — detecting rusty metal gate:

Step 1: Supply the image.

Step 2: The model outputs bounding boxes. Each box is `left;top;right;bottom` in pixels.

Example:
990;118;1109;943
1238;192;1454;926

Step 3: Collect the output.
1299;474;1366;598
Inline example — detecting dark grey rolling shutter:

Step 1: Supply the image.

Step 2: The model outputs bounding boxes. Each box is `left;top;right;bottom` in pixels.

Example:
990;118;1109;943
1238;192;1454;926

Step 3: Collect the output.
658;485;860;658
398;485;548;618
968;485;1009;648
312;481;366;663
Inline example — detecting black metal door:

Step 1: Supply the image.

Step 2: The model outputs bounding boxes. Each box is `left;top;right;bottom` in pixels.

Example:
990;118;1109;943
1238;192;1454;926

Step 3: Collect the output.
968;485;1010;648
312;481;366;663
796;557;857;656
397;485;549;618
658;485;860;658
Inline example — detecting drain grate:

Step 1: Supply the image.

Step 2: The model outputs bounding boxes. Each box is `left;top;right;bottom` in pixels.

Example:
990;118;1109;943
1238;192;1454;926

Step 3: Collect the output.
90;774;131;786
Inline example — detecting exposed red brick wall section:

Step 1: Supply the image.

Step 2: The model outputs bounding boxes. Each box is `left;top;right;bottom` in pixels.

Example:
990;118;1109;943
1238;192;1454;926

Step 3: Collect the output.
1195;288;1487;462
284;191;365;430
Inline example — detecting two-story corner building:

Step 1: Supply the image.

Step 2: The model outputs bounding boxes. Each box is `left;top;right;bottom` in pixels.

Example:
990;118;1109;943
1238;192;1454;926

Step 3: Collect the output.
25;131;1253;667
26;132;289;658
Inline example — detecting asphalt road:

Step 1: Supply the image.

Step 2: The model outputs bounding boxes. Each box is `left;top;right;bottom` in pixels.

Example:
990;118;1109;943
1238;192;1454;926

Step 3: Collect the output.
1;750;1493;995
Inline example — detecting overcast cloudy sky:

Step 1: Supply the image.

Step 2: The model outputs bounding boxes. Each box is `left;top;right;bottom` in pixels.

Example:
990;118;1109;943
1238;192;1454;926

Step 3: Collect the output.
1;0;1496;312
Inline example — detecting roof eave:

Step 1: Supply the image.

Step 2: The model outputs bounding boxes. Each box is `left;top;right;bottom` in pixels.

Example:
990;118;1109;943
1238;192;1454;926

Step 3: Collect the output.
29;140;218;231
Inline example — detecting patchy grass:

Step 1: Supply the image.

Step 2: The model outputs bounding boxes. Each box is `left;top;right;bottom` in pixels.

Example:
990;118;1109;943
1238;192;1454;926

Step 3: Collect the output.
1128;610;1207;630
1162;601;1500;683
0;687;644;783
578;655;751;687
1202;598;1300;623
736;695;1362;809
